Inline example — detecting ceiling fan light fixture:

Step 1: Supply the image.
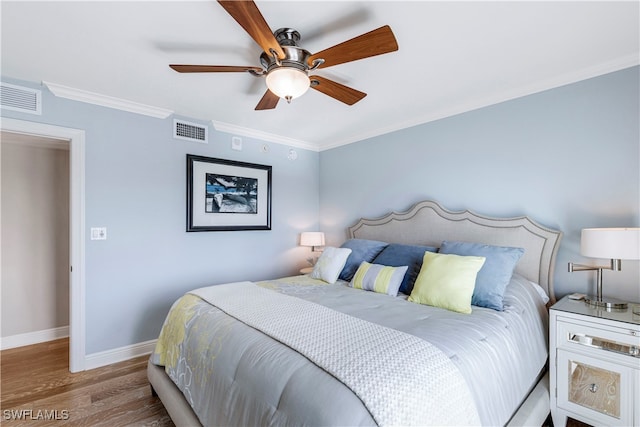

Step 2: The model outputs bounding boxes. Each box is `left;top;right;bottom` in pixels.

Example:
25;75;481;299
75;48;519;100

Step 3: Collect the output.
265;67;310;103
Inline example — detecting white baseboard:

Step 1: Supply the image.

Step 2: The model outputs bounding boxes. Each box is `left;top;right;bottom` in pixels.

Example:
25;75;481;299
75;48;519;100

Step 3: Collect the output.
84;339;157;371
1;330;157;371
0;326;69;350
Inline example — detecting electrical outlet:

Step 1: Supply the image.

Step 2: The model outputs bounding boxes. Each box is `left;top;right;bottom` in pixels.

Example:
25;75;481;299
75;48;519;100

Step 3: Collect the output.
91;227;107;240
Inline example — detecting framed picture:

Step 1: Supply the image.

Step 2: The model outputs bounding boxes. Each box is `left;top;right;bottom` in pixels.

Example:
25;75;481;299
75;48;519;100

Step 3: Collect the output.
186;154;272;231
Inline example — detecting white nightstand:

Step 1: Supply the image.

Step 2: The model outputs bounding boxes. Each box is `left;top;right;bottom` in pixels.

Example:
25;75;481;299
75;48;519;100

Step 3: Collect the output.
550;296;640;427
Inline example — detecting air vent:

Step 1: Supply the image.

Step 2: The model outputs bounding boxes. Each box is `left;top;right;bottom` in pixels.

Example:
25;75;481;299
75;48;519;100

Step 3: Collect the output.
174;119;208;143
0;82;42;115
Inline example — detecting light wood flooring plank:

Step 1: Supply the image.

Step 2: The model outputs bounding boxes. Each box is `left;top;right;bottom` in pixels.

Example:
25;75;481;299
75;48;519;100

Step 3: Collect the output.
1;338;174;426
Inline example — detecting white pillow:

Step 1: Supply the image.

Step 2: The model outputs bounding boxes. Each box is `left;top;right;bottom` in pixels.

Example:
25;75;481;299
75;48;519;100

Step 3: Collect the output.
310;247;352;284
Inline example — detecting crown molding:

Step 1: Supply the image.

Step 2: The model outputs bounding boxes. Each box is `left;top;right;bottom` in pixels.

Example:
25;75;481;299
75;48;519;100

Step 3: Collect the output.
212;120;319;152
319;56;640;151
43;81;173;119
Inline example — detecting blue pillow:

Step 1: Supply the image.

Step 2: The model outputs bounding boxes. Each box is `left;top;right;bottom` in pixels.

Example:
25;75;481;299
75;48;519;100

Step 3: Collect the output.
338;239;389;281
372;243;438;294
439;241;524;311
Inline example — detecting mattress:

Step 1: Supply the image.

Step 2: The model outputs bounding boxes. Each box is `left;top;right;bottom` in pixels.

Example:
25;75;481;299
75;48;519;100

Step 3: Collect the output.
151;273;548;426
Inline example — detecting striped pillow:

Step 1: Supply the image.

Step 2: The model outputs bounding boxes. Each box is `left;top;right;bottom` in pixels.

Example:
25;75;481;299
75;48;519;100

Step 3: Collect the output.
349;262;408;296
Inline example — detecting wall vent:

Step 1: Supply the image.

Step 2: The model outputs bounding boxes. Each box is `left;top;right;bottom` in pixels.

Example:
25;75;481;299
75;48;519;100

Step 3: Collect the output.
174;119;208;143
0;82;42;115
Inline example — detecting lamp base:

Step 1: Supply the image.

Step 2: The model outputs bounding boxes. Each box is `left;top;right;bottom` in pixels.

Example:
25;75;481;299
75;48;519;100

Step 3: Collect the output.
584;295;628;310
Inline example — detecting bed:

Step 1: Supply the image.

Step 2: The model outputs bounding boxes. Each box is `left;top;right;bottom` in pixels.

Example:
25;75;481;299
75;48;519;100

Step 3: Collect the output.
148;200;562;426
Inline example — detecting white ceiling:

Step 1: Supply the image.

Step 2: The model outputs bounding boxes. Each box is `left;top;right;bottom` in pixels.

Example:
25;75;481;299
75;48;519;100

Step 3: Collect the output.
2;1;638;151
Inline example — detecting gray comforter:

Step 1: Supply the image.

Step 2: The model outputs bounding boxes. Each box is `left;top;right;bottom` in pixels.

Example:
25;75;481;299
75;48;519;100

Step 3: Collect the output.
151;274;548;426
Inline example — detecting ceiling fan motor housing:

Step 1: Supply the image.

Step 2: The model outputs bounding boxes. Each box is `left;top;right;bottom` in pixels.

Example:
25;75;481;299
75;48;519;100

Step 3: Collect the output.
260;28;311;73
260;46;310;73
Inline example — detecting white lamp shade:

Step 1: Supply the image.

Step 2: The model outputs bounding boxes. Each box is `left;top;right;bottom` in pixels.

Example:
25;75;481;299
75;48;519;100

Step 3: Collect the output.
580;227;640;260
266;68;310;100
300;232;325;247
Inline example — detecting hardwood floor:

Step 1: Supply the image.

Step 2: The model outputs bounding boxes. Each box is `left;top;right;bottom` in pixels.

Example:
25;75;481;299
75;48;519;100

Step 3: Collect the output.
544;414;592;427
1;338;594;427
0;338;174;426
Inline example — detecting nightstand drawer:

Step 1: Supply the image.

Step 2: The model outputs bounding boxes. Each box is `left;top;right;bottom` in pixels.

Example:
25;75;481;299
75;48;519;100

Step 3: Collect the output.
557;349;635;426
556;317;640;362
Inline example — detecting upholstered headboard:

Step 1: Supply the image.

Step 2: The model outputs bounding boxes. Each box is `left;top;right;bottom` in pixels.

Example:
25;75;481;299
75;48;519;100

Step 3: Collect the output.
347;200;563;303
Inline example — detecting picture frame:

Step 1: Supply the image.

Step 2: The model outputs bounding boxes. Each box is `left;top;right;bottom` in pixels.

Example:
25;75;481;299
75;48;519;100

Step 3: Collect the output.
186;154;272;231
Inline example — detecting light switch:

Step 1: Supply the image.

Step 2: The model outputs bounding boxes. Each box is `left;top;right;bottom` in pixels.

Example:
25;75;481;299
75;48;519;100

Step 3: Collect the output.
91;227;107;240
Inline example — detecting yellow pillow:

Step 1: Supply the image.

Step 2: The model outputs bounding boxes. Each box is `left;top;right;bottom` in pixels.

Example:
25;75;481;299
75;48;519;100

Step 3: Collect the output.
408;251;485;314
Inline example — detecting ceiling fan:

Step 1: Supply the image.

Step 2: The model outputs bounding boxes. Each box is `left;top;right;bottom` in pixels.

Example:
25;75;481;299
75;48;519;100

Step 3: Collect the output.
169;1;399;111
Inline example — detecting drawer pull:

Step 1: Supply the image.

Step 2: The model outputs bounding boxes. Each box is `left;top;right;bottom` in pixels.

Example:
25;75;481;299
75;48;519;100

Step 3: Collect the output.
588;383;598;393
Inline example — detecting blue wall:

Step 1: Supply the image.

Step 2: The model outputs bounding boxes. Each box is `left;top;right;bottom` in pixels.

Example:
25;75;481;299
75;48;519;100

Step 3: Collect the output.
1;77;320;353
3;66;638;356
320;66;640;302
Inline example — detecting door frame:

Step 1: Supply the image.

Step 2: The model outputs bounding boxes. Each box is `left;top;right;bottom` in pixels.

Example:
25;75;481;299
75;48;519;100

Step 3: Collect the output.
1;117;85;372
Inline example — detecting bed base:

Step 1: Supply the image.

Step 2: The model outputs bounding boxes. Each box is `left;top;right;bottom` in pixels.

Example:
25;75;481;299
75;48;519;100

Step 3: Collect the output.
147;360;203;427
507;371;550;426
148;359;550;427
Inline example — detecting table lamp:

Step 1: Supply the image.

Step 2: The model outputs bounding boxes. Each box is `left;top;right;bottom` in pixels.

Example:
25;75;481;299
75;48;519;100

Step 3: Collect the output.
300;231;325;265
568;227;640;310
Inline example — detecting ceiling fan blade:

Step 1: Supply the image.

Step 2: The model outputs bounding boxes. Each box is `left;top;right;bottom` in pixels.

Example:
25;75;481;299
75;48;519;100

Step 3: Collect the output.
170;64;263;73
308;25;398;69
309;76;366;106
218;1;285;60
255;89;279;110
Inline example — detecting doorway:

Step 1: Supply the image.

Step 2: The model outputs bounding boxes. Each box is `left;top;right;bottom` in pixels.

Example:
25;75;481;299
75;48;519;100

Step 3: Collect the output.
1;133;70;350
0;118;85;372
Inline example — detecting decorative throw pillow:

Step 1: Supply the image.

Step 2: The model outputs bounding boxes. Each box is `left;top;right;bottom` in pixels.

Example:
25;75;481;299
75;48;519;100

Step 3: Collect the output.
439;241;524;311
338;239;389;281
310;247;352;284
349;262;409;296
408;251;485;314
371;243;438;295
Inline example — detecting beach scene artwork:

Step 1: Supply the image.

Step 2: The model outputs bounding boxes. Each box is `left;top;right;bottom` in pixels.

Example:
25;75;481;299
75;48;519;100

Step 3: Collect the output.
205;173;258;214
